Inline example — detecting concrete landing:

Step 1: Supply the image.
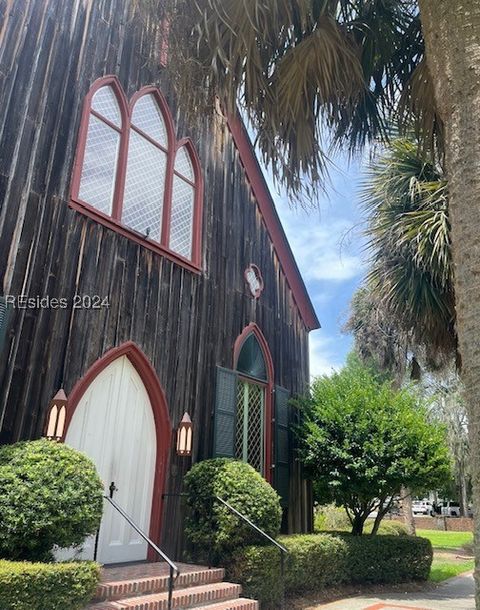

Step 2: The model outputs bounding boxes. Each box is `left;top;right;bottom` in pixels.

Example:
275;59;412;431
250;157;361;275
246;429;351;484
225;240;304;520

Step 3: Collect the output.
314;572;474;610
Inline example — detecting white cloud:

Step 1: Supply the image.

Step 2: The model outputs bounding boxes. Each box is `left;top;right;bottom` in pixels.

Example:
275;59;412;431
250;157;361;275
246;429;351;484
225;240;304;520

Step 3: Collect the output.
301;248;363;282
308;331;343;378
274;199;365;284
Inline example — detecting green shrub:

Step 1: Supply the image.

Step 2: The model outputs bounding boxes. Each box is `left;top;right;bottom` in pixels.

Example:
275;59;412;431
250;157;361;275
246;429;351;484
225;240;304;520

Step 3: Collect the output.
314;506;408;536
229;533;432;608
0;559;100;610
0;439;103;561
229;546;282;607
230;534;348;607
184;459;282;563
361;520;409;536
314;504;351;532
340;534;432;584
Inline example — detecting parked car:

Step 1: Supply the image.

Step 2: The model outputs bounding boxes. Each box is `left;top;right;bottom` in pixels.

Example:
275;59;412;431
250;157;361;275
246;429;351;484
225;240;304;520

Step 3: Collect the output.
412;500;433;515
437;501;461;517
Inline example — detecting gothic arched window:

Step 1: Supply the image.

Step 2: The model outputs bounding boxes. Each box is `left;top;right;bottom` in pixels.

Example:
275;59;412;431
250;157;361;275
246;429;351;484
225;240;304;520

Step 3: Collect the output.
233;327;273;475
71;78;203;271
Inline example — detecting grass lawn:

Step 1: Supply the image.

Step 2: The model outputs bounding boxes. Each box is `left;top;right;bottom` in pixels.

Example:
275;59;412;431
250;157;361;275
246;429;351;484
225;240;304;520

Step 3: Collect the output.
415;529;474;582
416;529;473;550
429;558;474;582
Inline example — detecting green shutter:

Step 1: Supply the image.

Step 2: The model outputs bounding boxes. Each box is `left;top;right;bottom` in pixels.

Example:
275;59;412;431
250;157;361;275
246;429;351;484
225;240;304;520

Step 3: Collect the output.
274;386;291;508
213;366;238;458
0;296;10;352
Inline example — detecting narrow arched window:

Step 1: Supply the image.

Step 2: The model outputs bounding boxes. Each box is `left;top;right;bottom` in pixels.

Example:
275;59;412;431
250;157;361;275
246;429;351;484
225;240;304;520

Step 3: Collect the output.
122;93;169;242
235;333;269;473
170;145;197;259
78;85;123;215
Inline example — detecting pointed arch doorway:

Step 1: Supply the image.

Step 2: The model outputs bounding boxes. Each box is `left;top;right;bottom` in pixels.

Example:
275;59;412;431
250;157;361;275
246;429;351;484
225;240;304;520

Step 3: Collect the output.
64;342;171;564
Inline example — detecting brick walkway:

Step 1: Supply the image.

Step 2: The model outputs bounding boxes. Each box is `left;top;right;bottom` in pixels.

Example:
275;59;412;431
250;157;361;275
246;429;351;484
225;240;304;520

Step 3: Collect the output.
314;572;474;610
364;605;432;610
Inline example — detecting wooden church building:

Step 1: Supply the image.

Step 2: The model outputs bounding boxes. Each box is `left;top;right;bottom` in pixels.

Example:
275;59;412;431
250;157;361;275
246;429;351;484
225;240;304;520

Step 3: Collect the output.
0;0;320;563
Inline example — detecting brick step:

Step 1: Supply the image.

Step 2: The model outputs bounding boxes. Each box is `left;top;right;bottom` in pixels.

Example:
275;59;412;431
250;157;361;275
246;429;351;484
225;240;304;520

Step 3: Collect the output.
95;566;225;601
193;599;259;610
87;581;243;610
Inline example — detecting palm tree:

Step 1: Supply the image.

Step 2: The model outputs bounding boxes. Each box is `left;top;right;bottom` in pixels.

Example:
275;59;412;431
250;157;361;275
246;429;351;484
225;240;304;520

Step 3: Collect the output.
155;1;480;603
416;10;480;604
361;138;455;369
344;285;411;377
351;138;453;536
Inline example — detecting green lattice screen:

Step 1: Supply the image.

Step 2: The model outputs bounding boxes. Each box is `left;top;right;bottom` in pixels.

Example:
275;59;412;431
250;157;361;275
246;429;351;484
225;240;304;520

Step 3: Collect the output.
235;380;265;473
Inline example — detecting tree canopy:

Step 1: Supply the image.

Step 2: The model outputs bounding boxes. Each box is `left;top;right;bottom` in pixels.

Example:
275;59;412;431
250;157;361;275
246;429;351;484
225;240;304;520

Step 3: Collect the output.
154;0;436;202
297;356;451;534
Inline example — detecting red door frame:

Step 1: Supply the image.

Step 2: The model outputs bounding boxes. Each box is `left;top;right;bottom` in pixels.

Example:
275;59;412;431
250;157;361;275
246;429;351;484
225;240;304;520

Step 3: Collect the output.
233;323;274;483
64;341;171;562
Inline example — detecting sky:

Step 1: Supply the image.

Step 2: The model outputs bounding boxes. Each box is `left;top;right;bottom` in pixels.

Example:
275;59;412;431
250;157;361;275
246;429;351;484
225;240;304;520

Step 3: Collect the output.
262;158;367;378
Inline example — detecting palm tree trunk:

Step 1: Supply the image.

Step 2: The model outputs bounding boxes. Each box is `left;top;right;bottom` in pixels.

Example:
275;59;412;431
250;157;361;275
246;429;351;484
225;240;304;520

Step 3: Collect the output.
418;1;480;605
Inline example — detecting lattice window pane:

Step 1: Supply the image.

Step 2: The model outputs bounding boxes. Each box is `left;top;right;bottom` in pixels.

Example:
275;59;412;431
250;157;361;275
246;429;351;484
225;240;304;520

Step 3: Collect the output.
122;130;166;241
170;176;194;259
246;384;264;473
175;146;194;181
92;86;121;126
79;115;119;214
235;381;265;474
235;383;247;461
132;94;168;146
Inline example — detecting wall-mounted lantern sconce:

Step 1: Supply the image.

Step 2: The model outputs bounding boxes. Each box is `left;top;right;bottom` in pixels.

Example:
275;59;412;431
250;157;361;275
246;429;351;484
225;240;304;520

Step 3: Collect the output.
176;412;193;456
44;389;68;441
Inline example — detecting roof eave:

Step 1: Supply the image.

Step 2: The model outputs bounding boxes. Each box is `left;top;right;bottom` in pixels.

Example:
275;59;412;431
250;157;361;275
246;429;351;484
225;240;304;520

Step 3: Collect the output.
226;113;321;332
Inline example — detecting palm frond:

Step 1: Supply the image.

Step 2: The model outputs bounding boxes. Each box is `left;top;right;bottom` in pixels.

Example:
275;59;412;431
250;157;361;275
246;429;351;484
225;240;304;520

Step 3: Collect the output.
343;285;410;377
399;58;444;161
256;15;365;195
360;138;455;362
158;0;424;202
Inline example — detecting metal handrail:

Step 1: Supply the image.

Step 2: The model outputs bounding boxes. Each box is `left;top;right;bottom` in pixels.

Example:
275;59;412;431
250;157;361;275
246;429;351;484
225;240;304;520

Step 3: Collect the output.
103;495;180;610
215;495;288;609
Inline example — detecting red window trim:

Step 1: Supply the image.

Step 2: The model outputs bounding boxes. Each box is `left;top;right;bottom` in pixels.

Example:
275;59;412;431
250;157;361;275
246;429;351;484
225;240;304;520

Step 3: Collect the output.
233;323;274;483
70;76;204;273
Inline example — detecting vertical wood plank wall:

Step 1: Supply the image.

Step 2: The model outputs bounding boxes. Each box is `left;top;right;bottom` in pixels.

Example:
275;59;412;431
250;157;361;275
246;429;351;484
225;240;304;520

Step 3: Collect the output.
0;0;314;554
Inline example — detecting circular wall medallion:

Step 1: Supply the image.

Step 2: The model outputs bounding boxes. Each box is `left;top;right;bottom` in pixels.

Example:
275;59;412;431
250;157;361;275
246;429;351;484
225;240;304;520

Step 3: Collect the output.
244;264;264;298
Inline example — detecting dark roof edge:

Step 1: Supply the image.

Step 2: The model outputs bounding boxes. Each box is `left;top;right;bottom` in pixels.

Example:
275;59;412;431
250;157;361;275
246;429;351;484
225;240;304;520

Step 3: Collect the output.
226;113;321;332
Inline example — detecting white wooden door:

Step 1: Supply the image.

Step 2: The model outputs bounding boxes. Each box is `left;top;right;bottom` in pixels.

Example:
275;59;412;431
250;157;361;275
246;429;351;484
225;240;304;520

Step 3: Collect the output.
64;356;157;564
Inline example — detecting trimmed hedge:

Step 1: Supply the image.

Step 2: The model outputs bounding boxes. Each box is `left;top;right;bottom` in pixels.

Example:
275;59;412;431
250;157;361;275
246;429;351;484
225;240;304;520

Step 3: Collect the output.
0;560;100;610
343;534;432;584
0;439;103;561
184;459;282;563
229;533;433;608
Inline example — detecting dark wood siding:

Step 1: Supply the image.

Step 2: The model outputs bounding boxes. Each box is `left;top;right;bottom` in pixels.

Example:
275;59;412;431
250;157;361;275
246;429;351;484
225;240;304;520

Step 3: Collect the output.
0;0;313;555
